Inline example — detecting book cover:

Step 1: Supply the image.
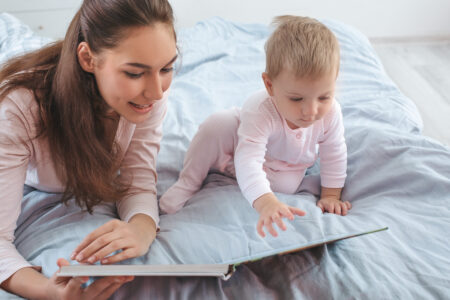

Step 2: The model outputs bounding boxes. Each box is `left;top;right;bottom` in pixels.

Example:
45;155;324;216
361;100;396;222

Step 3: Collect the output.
58;226;388;280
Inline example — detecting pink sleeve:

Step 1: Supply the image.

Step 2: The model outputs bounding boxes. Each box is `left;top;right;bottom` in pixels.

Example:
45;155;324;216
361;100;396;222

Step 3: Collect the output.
235;97;275;206
115;93;168;227
0;96;34;284
318;100;347;188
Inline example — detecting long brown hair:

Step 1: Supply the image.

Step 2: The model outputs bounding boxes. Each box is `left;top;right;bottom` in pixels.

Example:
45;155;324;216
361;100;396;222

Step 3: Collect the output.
0;0;176;212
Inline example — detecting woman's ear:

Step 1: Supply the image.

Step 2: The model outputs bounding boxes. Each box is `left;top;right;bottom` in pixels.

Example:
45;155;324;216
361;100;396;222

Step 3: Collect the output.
77;42;95;73
262;72;274;96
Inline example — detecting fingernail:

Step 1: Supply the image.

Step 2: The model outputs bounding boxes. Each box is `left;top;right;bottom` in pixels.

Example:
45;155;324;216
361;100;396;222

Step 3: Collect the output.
76;254;83;261
88;256;96;263
70;252;77;260
101;259;108;264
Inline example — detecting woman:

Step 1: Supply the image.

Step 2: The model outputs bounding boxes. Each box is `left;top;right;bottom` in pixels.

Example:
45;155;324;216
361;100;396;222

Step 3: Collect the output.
0;0;177;298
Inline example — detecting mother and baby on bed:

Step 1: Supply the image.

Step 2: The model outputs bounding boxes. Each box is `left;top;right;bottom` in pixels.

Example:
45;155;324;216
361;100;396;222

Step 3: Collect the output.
0;0;352;298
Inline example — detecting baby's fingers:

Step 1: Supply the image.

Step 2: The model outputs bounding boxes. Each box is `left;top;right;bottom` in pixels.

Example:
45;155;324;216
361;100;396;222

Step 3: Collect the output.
272;214;287;231
340;202;348;216
345;201;352;210
316;201;325;213
264;219;278;237
257;218;266;238
334;203;342;215
289;206;306;217
278;207;294;220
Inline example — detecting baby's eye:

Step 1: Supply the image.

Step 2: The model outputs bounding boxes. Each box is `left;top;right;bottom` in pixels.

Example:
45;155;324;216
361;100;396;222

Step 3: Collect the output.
319;96;330;101
124;71;144;79
290;97;303;102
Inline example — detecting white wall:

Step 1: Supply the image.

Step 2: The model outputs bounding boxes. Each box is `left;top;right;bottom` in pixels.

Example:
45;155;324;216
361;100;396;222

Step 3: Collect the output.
170;0;450;40
1;0;450;40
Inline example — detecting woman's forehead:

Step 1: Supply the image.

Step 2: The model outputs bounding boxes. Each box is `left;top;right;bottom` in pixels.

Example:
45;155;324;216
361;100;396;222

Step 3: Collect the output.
101;24;177;67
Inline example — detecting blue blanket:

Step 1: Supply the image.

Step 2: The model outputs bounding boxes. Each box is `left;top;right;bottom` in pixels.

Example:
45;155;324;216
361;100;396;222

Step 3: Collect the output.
1;13;449;299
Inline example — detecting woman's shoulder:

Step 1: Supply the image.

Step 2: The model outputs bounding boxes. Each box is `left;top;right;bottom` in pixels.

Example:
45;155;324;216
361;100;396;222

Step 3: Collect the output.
1;88;38;114
0;88;40;134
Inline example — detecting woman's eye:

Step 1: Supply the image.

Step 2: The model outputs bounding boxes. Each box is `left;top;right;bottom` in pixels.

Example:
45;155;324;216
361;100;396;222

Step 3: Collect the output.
124;71;144;79
161;67;174;73
290;97;303;102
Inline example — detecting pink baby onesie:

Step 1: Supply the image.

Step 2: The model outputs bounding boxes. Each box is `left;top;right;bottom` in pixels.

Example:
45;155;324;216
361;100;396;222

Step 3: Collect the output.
159;89;347;214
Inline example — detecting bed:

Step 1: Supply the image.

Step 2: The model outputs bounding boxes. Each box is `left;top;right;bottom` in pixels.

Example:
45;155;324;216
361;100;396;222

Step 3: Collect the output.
1;12;449;299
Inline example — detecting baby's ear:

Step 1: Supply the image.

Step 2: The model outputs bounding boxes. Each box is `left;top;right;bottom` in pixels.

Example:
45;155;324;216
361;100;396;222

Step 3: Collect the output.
262;72;274;96
77;42;96;73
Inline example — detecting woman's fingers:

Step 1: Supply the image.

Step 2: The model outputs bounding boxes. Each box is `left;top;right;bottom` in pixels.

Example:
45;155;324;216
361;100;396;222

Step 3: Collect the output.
72;220;119;260
94;239;129;264
100;248;138;265
54;258;73;285
65;276;88;294
94;281;129;300
74;232;118;263
84;276;134;299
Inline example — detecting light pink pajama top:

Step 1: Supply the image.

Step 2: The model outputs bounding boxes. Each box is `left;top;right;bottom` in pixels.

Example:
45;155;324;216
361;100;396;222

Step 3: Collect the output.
235;90;347;205
0;88;167;284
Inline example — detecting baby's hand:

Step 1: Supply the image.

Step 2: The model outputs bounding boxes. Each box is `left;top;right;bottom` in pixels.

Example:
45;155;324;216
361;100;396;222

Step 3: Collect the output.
253;193;306;238
316;197;352;216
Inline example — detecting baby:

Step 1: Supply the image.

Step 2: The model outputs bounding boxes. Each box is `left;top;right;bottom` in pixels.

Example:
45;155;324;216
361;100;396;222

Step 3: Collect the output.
160;15;352;237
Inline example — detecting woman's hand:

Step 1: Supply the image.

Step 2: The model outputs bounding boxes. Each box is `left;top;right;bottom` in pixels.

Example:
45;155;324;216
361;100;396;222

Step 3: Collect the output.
46;258;133;300
71;214;157;265
253;193;306;238
316;197;352;215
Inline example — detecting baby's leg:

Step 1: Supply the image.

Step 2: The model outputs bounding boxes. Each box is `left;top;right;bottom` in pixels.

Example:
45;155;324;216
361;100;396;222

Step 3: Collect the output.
159;109;239;214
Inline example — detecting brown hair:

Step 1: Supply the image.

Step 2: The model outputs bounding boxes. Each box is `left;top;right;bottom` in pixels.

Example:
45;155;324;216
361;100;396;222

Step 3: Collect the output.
265;15;340;79
0;0;176;212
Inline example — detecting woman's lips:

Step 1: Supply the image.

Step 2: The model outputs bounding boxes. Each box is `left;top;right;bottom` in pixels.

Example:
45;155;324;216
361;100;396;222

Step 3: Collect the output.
128;101;154;113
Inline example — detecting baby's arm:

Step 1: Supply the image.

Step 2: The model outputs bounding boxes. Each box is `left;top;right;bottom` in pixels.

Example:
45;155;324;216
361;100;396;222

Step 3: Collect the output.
317;187;352;216
236;93;306;237
318;101;351;215
253;193;306;237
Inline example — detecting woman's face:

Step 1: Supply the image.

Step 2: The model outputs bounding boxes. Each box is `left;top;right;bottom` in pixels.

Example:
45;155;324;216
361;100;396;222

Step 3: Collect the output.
91;24;177;123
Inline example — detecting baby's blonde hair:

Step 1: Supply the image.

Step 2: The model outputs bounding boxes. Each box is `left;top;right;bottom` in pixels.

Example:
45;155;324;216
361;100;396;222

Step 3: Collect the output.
265;15;340;79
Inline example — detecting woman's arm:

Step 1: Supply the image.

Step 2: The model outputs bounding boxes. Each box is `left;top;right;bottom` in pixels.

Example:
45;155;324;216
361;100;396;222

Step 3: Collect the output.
71;93;168;265
0;94;131;299
1;259;132;300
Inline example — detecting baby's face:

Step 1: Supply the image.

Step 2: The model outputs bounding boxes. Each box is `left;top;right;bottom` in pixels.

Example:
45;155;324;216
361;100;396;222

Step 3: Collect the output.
263;69;336;129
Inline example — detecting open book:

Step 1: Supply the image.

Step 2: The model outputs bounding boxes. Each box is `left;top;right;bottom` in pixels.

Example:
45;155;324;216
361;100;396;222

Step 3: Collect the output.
58;226;387;280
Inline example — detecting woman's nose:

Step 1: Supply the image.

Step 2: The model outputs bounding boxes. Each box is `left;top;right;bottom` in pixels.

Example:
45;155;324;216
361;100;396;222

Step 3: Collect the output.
143;74;164;100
